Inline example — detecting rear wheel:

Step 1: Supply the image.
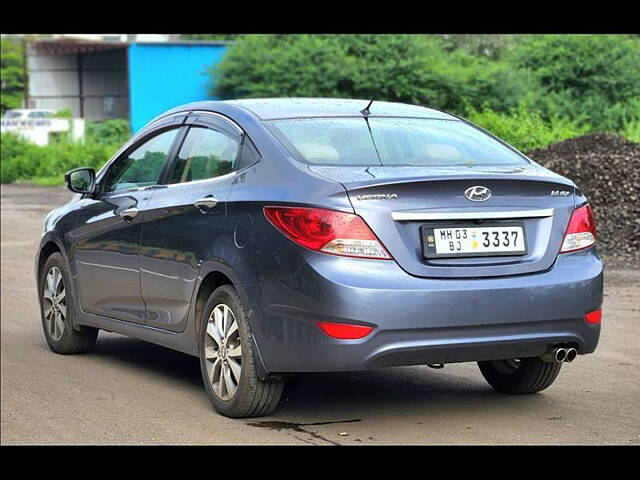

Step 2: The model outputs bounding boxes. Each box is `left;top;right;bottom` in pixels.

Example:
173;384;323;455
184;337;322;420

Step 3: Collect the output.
199;285;284;418
478;357;562;394
40;252;98;354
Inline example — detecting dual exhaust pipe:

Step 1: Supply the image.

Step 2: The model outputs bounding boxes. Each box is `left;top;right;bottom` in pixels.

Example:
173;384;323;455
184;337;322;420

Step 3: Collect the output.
542;347;578;364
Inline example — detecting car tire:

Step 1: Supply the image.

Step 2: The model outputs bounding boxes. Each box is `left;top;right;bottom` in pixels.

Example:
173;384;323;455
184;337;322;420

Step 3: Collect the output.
40;252;98;354
199;285;284;418
477;357;562;394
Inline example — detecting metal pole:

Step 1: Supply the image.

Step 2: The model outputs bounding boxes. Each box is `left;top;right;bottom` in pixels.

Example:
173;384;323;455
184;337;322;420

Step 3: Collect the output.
77;52;84;117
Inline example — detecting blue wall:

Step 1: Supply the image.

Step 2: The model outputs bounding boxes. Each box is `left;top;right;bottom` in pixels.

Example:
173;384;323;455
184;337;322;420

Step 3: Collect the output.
128;44;228;132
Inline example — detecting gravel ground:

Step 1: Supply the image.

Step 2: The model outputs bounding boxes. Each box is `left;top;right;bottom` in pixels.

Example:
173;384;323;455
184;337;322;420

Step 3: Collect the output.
528;133;640;268
1;184;639;445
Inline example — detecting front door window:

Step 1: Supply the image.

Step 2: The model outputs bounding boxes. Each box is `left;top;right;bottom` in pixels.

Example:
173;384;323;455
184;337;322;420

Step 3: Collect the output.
103;129;178;193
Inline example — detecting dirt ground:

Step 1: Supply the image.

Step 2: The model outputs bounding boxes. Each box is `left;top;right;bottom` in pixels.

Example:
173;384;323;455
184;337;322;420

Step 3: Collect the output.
1;183;638;445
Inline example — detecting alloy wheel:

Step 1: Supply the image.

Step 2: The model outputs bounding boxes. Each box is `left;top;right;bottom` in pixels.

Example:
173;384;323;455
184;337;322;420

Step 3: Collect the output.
43;266;66;341
204;303;242;401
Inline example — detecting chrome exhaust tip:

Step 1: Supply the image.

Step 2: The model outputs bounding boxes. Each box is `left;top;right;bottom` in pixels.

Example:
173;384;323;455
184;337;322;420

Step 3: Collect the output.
565;348;578;363
542;347;567;363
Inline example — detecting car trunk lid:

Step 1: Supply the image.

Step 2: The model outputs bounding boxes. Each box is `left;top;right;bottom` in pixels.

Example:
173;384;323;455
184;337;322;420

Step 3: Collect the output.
309;164;577;278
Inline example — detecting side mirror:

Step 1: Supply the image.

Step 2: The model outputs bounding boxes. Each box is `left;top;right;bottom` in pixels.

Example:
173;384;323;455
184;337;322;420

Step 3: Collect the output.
65;167;96;194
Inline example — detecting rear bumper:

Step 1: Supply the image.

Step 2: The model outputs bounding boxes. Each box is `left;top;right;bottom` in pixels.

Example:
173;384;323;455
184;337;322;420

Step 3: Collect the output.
244;248;602;373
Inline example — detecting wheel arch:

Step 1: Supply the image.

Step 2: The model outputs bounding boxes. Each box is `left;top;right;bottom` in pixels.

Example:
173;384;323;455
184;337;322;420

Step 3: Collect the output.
194;270;234;342
36;238;66;291
192;262;269;378
36;237;85;330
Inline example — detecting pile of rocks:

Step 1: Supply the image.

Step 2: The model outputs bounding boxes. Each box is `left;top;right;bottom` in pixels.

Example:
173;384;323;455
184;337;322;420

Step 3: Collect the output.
527;133;639;266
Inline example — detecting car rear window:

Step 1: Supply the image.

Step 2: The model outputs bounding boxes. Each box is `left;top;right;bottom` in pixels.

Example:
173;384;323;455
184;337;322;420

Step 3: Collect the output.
266;117;528;167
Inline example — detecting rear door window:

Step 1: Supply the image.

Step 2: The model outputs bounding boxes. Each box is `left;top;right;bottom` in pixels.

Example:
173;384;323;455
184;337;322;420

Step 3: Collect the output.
167;127;240;184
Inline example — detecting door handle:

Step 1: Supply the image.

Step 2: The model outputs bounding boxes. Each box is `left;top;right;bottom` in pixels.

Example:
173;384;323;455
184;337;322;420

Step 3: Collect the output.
119;207;139;221
194;197;218;212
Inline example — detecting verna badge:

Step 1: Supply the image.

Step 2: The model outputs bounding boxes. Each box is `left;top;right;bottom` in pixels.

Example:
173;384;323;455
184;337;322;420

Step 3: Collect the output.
465;186;492;202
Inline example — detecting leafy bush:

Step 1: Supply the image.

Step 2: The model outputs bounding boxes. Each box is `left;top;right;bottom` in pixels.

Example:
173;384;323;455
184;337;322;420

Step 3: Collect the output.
622;120;640;143
1;119;130;185
0;132;118;184
464;105;590;152
509;35;640;131
52;107;73;118
86;119;132;145
0;133;36;183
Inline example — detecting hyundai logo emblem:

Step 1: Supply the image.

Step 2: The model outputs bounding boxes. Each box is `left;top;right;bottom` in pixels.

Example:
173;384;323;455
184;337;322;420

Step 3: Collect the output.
465;186;492;202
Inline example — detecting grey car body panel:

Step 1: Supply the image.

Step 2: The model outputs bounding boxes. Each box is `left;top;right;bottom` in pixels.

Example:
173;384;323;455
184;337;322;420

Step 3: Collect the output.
37;98;602;373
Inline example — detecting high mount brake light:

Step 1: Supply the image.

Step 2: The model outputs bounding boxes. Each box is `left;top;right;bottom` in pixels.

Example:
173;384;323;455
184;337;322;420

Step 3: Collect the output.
264;206;392;260
560;204;597;253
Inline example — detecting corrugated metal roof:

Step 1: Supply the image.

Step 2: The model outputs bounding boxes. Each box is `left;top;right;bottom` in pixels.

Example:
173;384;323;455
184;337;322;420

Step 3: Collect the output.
29;39;231;55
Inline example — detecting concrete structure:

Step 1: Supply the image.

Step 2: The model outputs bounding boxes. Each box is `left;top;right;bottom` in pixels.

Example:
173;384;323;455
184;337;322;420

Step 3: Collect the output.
26;39;229;132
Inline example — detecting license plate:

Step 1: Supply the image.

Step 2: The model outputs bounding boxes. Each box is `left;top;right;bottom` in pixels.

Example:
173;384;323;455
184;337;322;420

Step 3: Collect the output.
422;223;527;258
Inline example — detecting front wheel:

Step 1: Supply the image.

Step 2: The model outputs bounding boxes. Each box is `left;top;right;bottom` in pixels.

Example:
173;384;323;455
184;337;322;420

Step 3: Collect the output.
199;285;284;418
39;252;98;354
478;357;562;394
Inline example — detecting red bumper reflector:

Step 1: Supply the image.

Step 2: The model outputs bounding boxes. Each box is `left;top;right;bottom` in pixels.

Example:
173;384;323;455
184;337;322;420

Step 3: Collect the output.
584;309;602;324
316;322;374;339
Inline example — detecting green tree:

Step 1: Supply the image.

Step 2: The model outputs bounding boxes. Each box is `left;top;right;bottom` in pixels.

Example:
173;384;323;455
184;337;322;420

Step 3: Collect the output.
1;37;25;114
440;34;524;59
210;34;536;115
510;34;640;130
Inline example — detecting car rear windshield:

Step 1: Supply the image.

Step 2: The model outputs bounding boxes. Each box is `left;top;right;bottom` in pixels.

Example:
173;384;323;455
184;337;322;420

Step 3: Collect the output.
266;117;529;167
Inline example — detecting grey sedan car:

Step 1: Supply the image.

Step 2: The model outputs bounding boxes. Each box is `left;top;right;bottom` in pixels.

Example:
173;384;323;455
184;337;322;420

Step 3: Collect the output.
36;98;602;417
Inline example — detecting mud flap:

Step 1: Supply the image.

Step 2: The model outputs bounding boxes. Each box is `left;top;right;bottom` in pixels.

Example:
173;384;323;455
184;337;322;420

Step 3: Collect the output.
250;333;269;380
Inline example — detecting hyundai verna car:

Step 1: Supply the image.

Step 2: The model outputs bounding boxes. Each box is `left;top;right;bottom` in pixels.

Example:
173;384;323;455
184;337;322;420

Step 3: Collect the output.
37;98;602;418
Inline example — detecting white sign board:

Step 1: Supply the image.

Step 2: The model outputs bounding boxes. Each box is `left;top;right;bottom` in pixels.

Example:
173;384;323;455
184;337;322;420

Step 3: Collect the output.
0;118;85;146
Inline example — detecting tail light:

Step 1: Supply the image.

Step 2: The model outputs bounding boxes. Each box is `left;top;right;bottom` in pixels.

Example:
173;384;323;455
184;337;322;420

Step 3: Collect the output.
316;321;374;339
584;309;602;324
560;204;597;253
264;206;392;260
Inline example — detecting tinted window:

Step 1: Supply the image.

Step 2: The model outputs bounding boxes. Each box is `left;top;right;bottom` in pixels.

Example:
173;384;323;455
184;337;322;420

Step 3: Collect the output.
167;127;239;184
267;117;528;167
103;129;178;192
236;136;260;170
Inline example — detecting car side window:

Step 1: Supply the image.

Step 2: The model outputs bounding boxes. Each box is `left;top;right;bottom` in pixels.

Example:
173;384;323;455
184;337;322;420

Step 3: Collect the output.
167;127;239;184
237;135;261;170
102;129;179;193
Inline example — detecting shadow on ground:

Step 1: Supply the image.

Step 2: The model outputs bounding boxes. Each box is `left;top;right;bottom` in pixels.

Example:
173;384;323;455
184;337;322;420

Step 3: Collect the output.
86;332;548;421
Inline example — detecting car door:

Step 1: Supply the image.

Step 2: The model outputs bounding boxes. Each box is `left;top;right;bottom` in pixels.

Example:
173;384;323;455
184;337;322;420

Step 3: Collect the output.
139;113;244;331
72;124;184;324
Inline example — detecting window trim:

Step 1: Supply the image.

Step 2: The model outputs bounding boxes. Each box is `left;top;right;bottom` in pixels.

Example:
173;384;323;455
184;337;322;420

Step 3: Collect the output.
187;110;244;136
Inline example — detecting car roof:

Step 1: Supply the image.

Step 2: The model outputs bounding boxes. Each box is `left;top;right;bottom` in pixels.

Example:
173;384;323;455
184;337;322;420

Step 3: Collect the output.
225;98;456;120
169;98;456;121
